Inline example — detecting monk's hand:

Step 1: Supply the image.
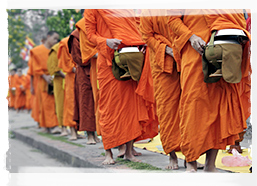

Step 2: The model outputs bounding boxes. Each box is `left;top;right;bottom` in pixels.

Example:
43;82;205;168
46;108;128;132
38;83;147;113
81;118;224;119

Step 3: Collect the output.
106;39;122;50
42;74;53;84
165;46;174;57
189;34;206;55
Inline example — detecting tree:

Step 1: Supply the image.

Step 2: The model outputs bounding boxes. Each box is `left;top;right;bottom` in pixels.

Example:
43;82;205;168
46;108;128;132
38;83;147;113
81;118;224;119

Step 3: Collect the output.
7;9;27;68
46;9;83;40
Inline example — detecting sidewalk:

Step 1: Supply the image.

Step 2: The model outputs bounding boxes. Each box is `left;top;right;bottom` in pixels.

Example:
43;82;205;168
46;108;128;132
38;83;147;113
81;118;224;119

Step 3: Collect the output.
8;109;245;173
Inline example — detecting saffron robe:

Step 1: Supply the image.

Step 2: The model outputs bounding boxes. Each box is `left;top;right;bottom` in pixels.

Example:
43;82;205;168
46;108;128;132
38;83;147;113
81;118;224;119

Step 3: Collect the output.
57;37;76;128
14;74;26;109
168;9;251;162
139;9;181;154
28;44;58;128
84;9;159;150
24;74;32;110
8;74;16;108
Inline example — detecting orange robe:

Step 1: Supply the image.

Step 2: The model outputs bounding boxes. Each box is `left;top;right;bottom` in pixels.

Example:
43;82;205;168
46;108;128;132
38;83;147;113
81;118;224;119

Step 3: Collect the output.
28;44;58;128
168;9;251;162
24;74;32;110
14;74;26;109
139;9;181;154
84;9;159;150
8;74;16;108
68;27;96;132
28;50;40;122
57;37;76;128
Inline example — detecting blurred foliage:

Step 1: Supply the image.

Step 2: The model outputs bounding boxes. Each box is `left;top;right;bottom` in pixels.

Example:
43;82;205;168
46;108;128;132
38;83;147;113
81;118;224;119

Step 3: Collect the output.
7;9;27;68
46;9;83;40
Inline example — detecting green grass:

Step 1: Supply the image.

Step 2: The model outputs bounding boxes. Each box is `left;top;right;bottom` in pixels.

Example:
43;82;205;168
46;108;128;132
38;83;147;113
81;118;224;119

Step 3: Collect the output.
8;131;15;139
30;149;41;153
115;157;162;171
21;126;30;130
101;152;105;156
37;132;85;147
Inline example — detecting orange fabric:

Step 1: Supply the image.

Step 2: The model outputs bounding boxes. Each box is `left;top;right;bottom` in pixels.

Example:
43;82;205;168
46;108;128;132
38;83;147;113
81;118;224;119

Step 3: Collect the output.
75;18;98;64
8;74;16;108
58;37;76;128
168;9;250;162
139;9;181;154
90;58;100;135
29;44;58;128
84;9;158;150
24;74;32;110
14;74;26;109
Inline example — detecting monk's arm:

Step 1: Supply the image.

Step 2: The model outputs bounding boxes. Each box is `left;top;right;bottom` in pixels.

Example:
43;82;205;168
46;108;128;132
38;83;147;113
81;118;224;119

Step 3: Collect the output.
139;15;162;52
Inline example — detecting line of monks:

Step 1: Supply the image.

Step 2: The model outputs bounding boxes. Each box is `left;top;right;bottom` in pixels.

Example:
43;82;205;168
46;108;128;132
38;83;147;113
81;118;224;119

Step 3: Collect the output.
8;9;251;172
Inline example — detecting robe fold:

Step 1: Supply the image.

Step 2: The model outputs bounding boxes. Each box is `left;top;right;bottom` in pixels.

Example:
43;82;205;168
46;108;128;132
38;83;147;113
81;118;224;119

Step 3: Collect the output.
24;74;32;110
14;74;26;109
84;9;158;150
68;26;96;132
8;74;16;108
57;37;76;128
47;43;64;127
168;9;251;162
139;9;181;154
29;44;58;128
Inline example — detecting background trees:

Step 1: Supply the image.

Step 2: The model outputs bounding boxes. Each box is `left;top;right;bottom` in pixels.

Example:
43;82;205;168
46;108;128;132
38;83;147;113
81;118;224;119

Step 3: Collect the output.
7;9;83;69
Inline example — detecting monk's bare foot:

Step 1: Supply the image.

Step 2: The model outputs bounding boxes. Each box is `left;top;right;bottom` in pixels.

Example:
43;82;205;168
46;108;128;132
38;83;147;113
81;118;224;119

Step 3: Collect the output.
117;144;126;158
94;133;101;143
184;160;204;169
41;128;50;133
203;166;219;172
86;132;96;145
60;127;69;136
132;147;142;156
185;161;197;173
51;126;61;134
69;136;77;141
166;151;179;170
102;149;115;165
124;154;141;162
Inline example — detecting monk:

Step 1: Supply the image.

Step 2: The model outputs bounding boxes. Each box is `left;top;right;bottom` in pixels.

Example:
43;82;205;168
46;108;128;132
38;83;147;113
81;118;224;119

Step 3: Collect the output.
57;37;78;140
24;74;32;112
139;9;181;170
14;69;26;112
8;68;16;110
28;30;60;134
84;9;159;164
168;9;251;172
27;55;40;126
68;19;99;143
47;42;68;136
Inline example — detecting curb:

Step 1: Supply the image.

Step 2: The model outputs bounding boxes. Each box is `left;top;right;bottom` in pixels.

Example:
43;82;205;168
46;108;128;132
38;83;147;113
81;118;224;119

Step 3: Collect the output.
12;129;104;169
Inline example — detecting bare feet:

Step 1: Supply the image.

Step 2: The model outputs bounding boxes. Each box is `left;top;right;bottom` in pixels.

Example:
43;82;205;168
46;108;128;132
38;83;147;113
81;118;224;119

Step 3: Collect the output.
204;149;219;172
102;149;115;165
117;144;126;158
132;147;142;156
185;161;197;172
166;151;179;170
124;141;141;162
184;160;204;169
51;126;61;134
124;154;141;162
60;127;69;136
41;128;50;133
94;132;101;143
86;131;96;145
69;127;77;141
